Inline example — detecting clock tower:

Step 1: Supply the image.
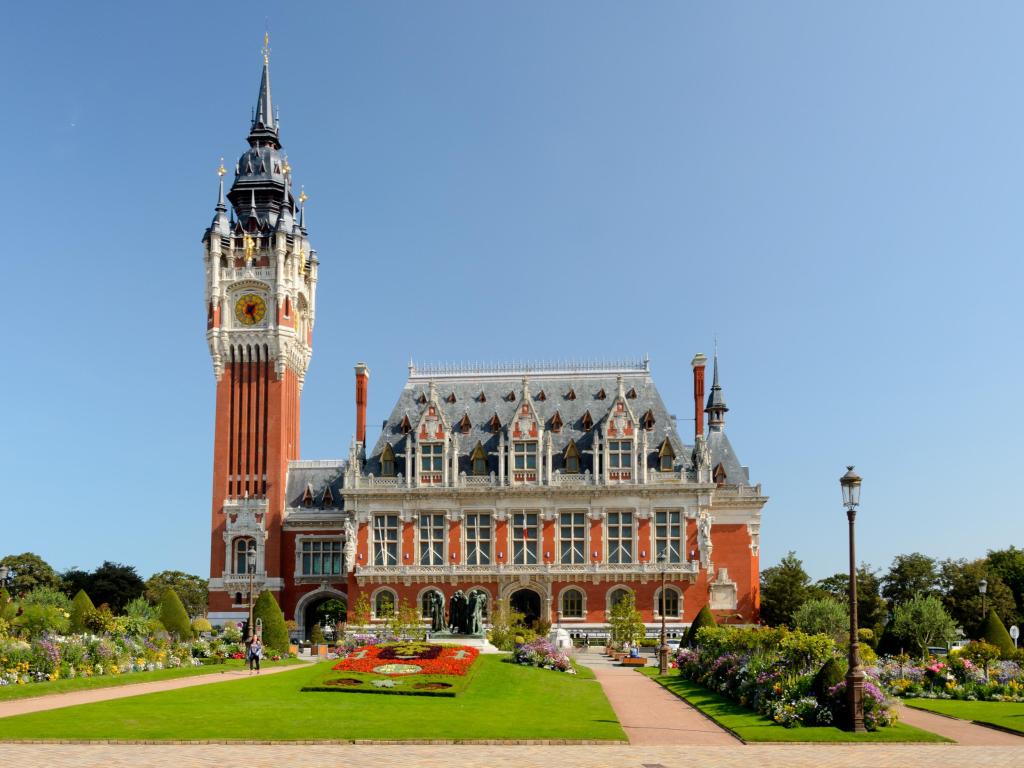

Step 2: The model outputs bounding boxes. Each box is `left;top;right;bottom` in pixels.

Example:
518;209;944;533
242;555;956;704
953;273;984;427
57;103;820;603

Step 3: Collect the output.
203;40;318;619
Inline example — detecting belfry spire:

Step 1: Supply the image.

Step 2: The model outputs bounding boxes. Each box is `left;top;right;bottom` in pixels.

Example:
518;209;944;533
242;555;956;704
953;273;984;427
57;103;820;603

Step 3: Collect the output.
247;33;280;149
705;348;729;431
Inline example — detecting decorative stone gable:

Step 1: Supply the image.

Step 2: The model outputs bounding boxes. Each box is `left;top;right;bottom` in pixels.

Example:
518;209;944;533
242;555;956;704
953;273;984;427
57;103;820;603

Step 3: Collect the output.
601;376;638;483
509;378;544;484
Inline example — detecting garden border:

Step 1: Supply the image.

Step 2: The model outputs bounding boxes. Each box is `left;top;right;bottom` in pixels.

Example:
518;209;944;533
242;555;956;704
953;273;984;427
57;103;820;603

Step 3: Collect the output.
635;668;748;743
0;738;629;745
904;701;1024;739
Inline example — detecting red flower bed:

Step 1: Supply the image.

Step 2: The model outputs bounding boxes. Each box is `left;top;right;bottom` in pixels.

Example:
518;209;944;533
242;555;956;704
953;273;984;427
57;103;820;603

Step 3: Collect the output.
333;644;479;676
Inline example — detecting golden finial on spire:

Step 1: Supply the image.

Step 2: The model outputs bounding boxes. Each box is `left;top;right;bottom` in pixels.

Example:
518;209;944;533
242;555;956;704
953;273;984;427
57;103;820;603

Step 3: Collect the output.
299;186;308;205
262;31;271;65
217;157;226;178
243;234;256;265
282;155;291;176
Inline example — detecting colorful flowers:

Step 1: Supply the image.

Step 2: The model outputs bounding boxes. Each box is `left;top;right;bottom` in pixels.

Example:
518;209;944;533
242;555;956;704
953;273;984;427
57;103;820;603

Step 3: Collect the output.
512;639;576;673
333;643;478;676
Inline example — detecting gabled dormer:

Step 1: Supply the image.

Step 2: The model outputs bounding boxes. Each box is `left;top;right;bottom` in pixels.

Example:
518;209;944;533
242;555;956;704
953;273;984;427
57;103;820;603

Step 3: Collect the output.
602;376;638;483
415;381;449;485
509;377;543;484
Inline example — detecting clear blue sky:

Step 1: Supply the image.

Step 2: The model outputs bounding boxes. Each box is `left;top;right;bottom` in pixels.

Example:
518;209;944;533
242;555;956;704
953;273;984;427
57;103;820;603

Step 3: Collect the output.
2;2;1021;582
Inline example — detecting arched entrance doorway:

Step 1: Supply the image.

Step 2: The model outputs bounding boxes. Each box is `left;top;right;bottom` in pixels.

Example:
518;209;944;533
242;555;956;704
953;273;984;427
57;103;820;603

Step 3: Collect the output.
302;594;347;641
509;588;542;627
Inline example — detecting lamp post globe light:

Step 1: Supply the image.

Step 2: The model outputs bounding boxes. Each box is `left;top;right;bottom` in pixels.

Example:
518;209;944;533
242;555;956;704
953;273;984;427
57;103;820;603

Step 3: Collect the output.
0;565;14;593
658;549;670;675
839;465;867;733
979;578;988;621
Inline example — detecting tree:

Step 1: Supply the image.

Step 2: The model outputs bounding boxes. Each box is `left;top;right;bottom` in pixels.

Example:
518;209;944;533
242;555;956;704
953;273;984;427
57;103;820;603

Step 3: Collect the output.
979;608;1016;658
87;562;145;613
815;564;887;633
252;590;289;652
349;592;372;626
890;594;956;657
881;553;938;608
759;551;813;628
144;571;209;619
69;589;96;633
0;553;60;596
608;591;645;647
938;558;1015;639
963;640;1001;680
158;589;192;639
685;604;717;647
60;568;93;599
388;598;425;640
987;546;1024;625
793;596;849;640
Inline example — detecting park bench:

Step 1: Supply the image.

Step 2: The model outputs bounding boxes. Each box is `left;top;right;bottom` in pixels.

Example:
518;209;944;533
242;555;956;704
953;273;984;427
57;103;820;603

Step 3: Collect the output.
619;656;647;667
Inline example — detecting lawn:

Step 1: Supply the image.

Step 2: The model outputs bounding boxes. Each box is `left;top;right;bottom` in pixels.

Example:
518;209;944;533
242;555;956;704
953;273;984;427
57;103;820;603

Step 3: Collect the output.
0;658;302;702
0;655;624;742
906;698;1024;736
638;669;949;743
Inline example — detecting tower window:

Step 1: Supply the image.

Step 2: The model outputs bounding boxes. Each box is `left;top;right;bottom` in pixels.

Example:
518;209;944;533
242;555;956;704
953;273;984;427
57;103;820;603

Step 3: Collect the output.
233;538;257;574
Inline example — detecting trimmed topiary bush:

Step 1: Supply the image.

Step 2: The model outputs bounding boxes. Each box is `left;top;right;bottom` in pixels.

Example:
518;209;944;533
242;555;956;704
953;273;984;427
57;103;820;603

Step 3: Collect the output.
310;623;325;645
812;656;846;700
980;608;1016;658
253;590;289;652
685;605;717;647
159;588;192;640
191;617;212;634
69;589;96;633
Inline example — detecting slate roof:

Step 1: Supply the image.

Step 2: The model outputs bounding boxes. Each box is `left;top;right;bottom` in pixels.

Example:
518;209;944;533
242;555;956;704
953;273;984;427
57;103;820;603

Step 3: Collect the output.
365;362;700;479
284;462;345;510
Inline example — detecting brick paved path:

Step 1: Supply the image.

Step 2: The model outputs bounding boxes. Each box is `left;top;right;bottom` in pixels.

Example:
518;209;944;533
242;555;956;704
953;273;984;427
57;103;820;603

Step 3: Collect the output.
897;702;1024;745
578;651;737;745
2;744;1024;768
0;663;308;720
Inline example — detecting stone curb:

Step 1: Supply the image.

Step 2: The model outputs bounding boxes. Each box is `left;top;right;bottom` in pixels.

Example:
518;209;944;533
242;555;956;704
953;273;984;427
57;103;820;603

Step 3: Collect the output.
0;739;630;745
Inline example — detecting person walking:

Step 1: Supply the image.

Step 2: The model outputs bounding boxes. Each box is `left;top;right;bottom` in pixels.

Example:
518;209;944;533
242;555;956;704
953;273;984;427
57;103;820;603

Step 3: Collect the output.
248;635;263;675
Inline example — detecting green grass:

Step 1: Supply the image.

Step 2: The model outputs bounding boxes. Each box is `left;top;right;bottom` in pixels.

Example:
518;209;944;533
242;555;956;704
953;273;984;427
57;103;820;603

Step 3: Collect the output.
0;658;303;702
637;669;949;743
0;655;623;742
906;698;1024;736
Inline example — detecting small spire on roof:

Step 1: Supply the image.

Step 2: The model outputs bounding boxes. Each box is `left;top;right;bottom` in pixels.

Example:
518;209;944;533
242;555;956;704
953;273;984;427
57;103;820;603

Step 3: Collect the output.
705;348;729;431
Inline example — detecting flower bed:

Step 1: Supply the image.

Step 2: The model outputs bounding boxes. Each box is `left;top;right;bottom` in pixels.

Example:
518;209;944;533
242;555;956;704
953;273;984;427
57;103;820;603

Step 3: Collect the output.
874;655;1024;702
513;638;576;673
332;642;478;677
675;626;896;730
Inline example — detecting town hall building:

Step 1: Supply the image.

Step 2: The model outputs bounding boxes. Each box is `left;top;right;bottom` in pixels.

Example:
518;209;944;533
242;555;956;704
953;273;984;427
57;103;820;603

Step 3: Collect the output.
204;46;768;639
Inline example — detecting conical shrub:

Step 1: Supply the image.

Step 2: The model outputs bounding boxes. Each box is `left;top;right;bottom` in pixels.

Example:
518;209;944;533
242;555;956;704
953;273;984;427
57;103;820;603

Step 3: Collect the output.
159;588;192;640
685;605;717;647
69;589;96;633
252;590;289;653
980;608;1015;658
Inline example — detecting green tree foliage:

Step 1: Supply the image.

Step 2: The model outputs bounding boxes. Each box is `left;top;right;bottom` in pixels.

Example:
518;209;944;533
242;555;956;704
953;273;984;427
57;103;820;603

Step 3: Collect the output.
608;591;645;647
316;598;347;627
310;623;325;644
60;568;93;598
69;589;96;633
0;552;60;596
13;604;70;637
979;608;1016;658
387;598;425;640
882;552;938;608
938;558;1015;639
759;551;813;628
812;656;847;700
793;596;849;640
0;588;16;622
685;604;717;647
192;617;212;634
815;564;887;633
349;592;372;626
890;594;956;657
21;585;71;610
487;599;533;651
252;590;289;652
158;588;192;640
963;640;1001;679
87;561;145;613
986;546;1024;625
144;571;209;618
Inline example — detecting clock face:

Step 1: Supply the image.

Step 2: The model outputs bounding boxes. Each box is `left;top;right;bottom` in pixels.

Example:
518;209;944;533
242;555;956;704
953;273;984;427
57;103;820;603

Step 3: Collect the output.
235;294;267;326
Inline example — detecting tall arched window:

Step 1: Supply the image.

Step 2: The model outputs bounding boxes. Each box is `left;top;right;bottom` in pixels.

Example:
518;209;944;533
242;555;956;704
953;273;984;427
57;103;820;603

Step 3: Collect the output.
381;443;396;477
564;440;581;473
470;443;488;476
561;588;584;619
655;587;681;619
374;589;397;619
234;538;256;574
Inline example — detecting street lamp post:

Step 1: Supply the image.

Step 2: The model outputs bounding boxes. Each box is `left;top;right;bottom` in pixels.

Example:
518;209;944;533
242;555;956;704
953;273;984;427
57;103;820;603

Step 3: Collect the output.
0;566;14;594
658;549;669;675
840;466;866;733
246;548;257;640
979;579;988;622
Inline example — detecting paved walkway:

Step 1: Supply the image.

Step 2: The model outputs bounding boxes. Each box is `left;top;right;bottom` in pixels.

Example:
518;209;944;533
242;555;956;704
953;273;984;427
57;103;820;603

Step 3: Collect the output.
577;650;738;745
0;663;308;720
2;744;1024;768
897;702;1024;746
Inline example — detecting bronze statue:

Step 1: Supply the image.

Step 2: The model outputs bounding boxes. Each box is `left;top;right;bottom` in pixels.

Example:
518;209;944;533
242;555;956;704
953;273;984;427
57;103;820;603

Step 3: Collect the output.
449;590;467;634
428;590;445;632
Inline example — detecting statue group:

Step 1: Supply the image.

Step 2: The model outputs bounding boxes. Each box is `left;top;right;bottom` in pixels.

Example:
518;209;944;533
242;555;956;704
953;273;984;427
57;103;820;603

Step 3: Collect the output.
426;590;487;636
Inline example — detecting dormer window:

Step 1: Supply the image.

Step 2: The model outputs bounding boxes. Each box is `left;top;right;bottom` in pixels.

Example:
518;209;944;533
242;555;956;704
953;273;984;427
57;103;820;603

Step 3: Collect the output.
608;440;633;469
470;442;488;475
489;413;502;432
536;390;546;402
549;411;563;433
596;388;607;400
658;438;675;472
641;410;655;431
458;413;472;434
565;388;577;401
399;415;412;434
626;387;637;399
381;443;396;477
713;463;727;485
513;441;538;471
302;485;314;507
581;411;594;431
420;442;443;473
446;392;457;404
564;440;580;473
321;485;334;506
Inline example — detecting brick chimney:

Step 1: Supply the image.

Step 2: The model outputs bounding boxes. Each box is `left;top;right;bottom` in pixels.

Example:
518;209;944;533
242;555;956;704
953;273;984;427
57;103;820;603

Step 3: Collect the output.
691;353;707;438
355;362;370;445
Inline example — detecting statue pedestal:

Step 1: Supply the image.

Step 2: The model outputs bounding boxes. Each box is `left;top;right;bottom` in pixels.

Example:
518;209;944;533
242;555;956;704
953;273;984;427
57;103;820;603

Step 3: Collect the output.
549;627;572;650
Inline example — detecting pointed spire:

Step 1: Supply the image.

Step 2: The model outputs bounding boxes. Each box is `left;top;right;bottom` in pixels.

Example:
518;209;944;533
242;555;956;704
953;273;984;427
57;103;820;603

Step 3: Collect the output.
705;349;729;431
247;32;280;149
